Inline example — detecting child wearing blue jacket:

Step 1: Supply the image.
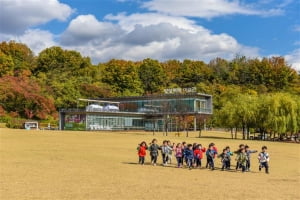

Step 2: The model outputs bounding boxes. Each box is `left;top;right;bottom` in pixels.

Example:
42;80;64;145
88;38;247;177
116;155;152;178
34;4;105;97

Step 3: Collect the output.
225;146;233;169
245;145;257;172
206;144;217;170
184;144;194;169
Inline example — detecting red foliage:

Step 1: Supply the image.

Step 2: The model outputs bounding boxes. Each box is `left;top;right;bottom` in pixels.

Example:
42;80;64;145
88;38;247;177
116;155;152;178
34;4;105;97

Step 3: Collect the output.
80;83;113;98
0;75;56;119
0;105;5;116
9;111;19;118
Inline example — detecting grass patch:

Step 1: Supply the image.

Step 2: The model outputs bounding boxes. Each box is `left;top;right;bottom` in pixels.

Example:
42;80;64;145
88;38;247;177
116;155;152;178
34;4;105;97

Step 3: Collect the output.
0;128;299;199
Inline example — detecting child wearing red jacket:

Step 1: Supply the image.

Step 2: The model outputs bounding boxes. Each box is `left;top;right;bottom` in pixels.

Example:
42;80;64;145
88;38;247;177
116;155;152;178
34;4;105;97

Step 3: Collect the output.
137;141;148;165
193;144;206;168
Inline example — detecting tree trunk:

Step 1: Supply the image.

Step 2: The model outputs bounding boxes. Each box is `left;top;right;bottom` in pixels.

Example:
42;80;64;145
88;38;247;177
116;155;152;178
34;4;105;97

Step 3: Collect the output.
152;120;155;136
260;128;263;140
235;128;238;139
242;125;245;140
247;127;250;140
185;122;189;137
231;128;234;139
165;122;168;137
198;128;202;138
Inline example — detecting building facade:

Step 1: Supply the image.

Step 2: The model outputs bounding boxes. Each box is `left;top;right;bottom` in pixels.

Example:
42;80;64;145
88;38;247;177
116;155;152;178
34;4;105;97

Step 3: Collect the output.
59;93;213;131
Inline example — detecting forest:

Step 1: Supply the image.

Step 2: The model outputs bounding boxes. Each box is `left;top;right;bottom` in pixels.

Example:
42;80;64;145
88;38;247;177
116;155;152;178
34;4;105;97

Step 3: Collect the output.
0;41;299;136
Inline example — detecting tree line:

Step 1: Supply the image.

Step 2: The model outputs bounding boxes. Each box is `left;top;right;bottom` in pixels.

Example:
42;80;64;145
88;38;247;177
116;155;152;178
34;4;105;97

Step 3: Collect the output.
0;41;299;134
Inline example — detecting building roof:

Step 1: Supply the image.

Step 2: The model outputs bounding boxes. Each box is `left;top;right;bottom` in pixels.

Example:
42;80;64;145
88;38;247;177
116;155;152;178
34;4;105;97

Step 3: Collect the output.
92;93;212;102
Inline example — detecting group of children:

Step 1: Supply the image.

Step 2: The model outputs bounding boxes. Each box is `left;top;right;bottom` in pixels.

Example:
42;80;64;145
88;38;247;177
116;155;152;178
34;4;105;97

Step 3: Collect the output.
137;139;270;173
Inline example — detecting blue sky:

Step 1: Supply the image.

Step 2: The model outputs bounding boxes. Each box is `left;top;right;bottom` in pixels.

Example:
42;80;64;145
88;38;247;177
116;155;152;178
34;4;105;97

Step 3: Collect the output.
0;0;299;70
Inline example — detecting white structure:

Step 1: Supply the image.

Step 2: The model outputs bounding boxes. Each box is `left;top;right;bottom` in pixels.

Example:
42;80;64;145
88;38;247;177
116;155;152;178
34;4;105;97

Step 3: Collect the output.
24;121;39;130
86;104;103;112
103;105;119;112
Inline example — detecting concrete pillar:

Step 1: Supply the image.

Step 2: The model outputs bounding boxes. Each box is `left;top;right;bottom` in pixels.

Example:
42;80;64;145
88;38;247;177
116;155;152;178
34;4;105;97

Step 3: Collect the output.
59;112;65;130
194;116;197;131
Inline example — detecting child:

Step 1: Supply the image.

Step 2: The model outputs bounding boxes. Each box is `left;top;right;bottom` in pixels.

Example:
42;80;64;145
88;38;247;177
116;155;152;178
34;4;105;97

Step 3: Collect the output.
211;142;218;156
225;146;233;169
161;140;173;166
192;143;198;150
236;148;248;172
181;142;187;166
218;148;230;170
206;142;218;168
137;141;148;165
206;144;217;170
175;143;183;168
148;139;160;166
258;146;270;174
193;144;206;168
234;144;245;170
245;145;258;171
167;141;174;164
184;144;194;169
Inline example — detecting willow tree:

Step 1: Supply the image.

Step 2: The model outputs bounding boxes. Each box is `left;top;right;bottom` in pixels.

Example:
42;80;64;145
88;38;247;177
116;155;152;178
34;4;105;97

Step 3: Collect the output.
257;93;299;138
216;101;239;139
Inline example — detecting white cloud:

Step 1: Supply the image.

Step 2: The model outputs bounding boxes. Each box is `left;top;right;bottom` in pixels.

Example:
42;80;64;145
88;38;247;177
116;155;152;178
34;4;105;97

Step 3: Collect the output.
285;49;300;72
0;0;74;34
60;14;259;63
142;0;284;18
0;0;295;68
105;12;199;32
60;15;123;45
0;29;57;55
18;29;57;54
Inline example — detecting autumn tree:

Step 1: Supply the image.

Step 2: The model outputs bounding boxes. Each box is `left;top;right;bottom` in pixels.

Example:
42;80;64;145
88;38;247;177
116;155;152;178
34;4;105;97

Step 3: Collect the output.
0;75;56;119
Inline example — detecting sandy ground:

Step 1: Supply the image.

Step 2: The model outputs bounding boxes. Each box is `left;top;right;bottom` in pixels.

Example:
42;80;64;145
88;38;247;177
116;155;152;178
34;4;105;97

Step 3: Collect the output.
0;128;299;200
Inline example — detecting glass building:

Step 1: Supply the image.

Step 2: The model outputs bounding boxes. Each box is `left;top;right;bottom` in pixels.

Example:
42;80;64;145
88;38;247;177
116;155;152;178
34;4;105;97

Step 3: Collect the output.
59;93;212;131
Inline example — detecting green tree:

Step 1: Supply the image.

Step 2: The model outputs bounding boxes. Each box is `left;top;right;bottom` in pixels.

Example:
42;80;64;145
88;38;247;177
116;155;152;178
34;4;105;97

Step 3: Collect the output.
139;58;166;94
174;59;212;87
257;93;299;138
35;46;96;108
0;51;14;76
161;59;181;87
208;57;229;83
0;41;35;76
101;59;143;96
215;102;238;139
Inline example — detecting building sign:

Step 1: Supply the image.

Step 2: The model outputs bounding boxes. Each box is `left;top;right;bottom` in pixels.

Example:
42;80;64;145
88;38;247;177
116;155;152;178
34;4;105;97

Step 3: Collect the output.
164;87;196;94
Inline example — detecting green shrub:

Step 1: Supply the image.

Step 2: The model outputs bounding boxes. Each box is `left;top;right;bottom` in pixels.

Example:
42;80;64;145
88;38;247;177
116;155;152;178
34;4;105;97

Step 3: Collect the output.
6;118;27;129
0;115;12;123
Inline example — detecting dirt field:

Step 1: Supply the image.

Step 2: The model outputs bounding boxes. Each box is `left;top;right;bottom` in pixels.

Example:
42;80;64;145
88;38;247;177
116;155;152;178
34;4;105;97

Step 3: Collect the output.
0;128;299;200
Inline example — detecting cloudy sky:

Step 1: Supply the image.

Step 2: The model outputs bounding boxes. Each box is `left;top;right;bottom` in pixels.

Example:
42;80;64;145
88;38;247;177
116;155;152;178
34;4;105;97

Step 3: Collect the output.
0;0;299;70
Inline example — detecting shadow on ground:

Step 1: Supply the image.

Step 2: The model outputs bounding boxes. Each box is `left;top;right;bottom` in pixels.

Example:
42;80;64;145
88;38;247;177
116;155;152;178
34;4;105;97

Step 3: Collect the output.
121;162;257;173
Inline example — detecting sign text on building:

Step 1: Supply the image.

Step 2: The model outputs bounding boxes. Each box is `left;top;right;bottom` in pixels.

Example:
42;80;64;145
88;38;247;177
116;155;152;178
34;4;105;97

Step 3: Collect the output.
164;87;196;94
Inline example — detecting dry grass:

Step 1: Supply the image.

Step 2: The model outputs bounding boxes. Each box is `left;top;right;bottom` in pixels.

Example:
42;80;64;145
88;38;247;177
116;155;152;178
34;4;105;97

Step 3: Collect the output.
0;128;299;200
